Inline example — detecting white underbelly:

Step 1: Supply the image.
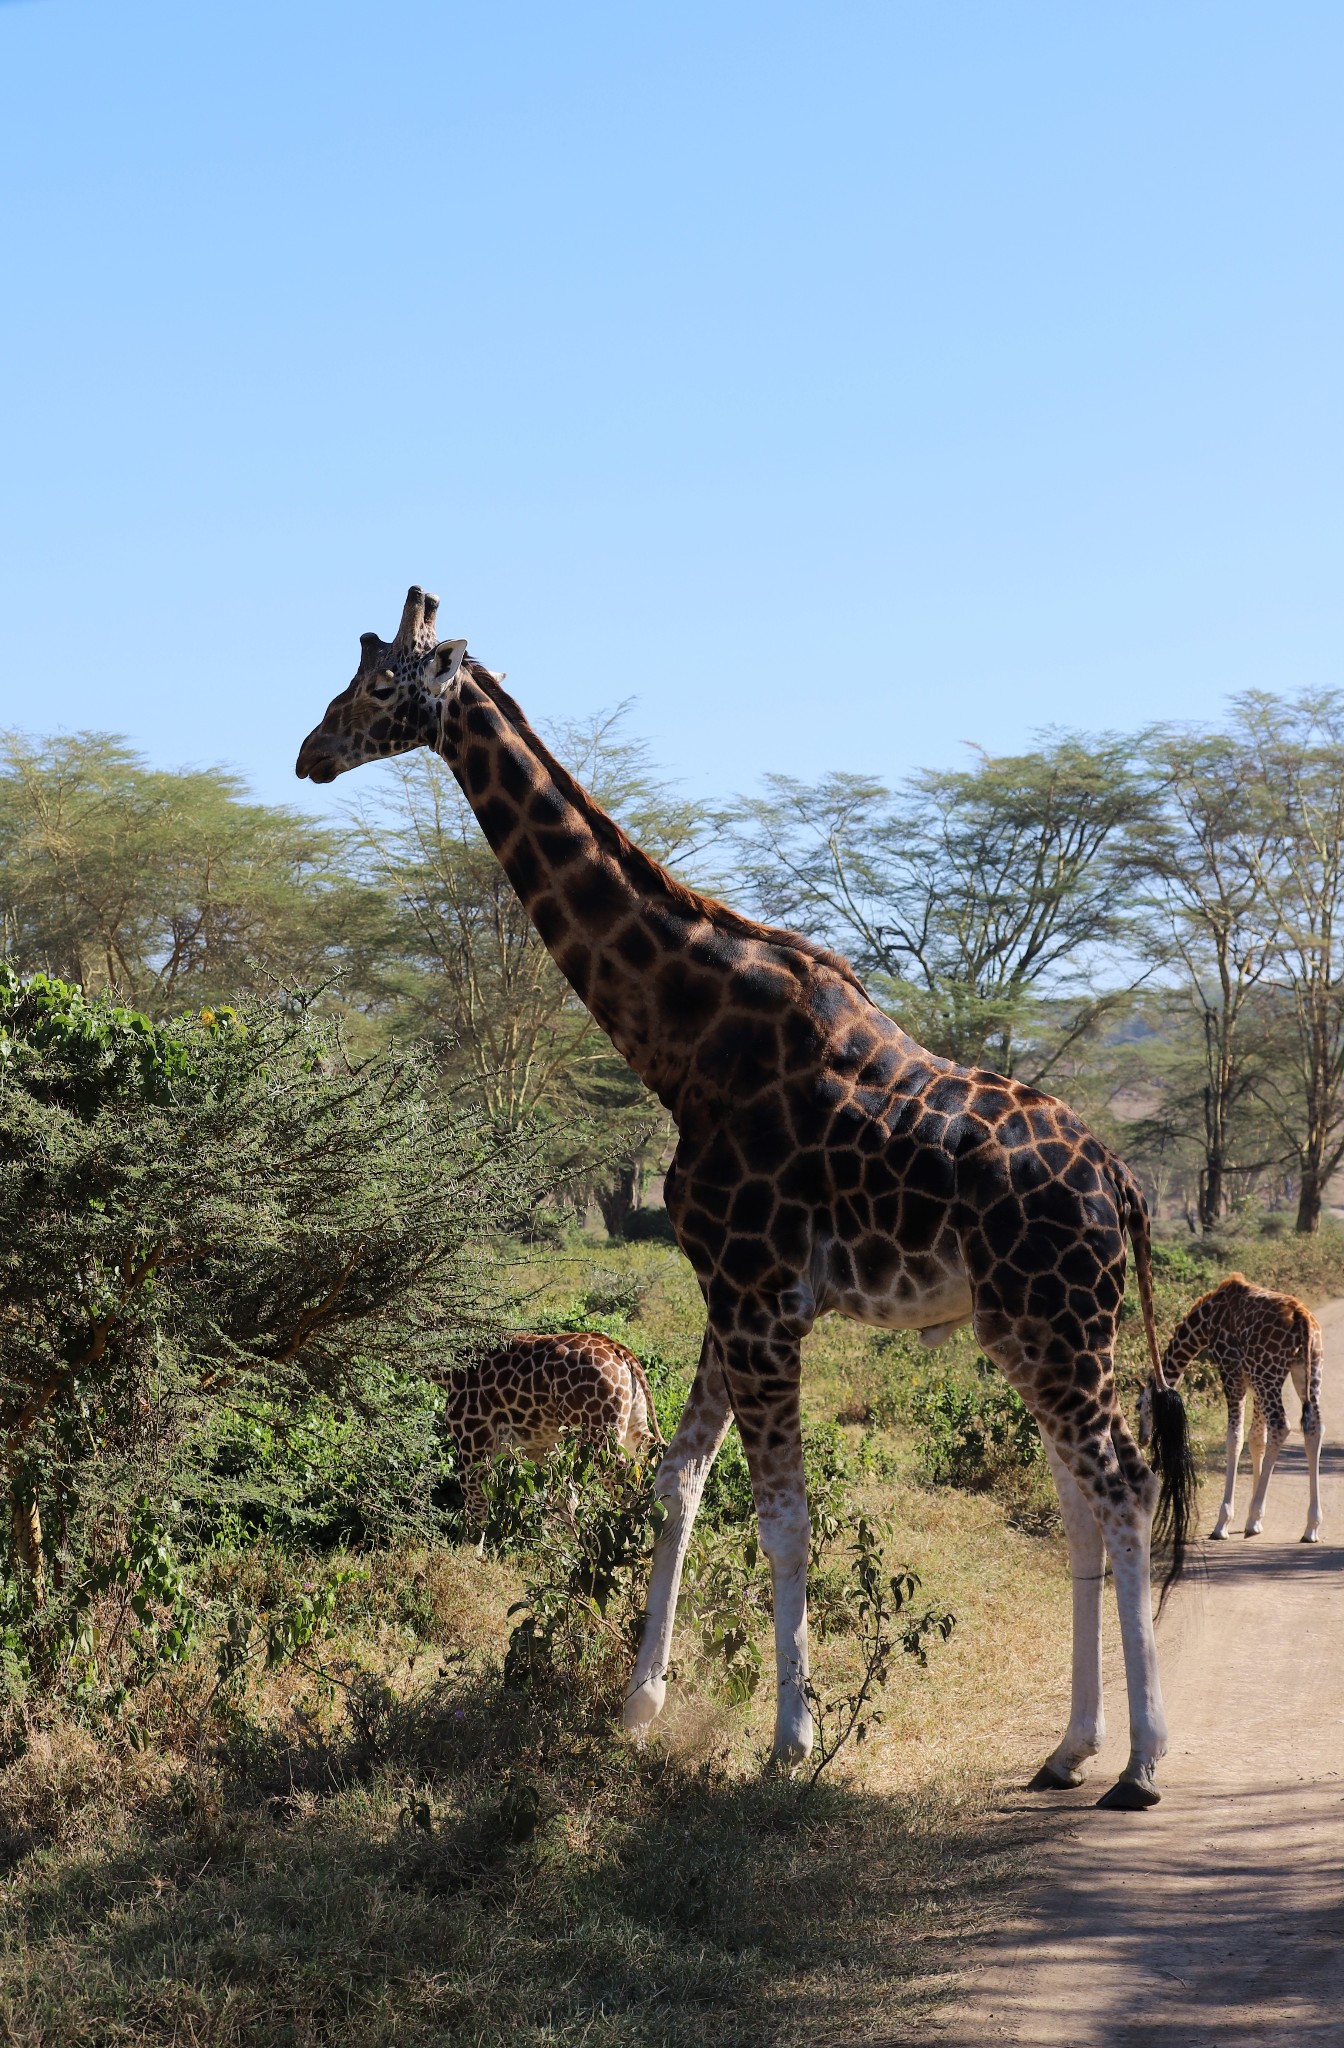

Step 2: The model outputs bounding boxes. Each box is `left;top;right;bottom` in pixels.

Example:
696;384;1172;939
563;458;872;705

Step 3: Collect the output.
817;1246;974;1337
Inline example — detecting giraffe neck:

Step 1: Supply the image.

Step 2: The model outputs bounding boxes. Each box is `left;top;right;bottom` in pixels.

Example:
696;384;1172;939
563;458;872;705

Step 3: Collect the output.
1165;1293;1217;1380
436;662;755;1110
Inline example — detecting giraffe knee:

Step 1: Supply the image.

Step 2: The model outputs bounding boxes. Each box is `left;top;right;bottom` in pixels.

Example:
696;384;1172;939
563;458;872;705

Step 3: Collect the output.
755;1497;810;1570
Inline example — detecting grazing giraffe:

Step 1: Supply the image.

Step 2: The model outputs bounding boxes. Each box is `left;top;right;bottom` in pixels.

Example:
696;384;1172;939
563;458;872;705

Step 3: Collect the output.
444;1330;664;1531
1140;1274;1324;1544
297;587;1197;1809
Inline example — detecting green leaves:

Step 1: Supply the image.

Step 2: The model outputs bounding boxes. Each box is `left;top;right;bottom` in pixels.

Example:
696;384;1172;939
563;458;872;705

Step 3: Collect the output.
907;1360;1042;1492
498;1439;667;1697
804;1517;956;1785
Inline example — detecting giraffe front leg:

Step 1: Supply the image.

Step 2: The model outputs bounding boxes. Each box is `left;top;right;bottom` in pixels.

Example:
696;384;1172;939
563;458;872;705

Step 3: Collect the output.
1029;1437;1106;1790
1210;1390;1245;1539
461;1460;489;1553
623;1337;733;1738
716;1319;812;1767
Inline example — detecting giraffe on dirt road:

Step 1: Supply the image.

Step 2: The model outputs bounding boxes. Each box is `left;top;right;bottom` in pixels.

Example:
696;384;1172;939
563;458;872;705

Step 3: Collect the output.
1141;1274;1324;1545
296;586;1198;1810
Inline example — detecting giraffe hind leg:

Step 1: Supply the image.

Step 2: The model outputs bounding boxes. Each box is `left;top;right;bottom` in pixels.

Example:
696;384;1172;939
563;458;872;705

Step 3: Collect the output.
1210;1389;1246;1539
1291;1353;1324;1542
1243;1394;1288;1535
1028;1437;1107;1791
975;1303;1170;1810
1066;1439;1167;1809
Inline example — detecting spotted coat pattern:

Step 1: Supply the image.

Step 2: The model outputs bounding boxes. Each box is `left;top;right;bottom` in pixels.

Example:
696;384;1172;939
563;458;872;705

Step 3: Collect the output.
444;1331;664;1529
1161;1274;1324;1543
297;586;1184;1808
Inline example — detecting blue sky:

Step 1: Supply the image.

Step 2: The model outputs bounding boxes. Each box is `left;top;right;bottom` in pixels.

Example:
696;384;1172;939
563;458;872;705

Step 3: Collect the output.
1;1;1340;815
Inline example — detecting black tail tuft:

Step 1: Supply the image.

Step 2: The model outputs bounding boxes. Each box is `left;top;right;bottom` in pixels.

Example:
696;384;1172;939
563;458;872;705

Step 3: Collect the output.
1148;1384;1199;1611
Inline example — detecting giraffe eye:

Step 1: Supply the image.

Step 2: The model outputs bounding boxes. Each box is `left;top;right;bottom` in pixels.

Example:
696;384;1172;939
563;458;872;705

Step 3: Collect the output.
370;683;394;702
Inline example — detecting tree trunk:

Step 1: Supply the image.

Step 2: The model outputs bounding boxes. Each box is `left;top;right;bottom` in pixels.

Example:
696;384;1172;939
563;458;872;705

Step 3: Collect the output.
1296;1169;1324;1234
595;1163;639;1239
1198;1154;1226;1234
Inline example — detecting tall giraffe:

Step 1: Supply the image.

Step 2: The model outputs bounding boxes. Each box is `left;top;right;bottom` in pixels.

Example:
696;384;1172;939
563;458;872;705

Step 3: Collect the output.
297;588;1197;1810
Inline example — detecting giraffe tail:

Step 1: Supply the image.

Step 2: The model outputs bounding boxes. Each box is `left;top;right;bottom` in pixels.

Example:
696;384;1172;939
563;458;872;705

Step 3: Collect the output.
627;1354;666;1447
1115;1159;1199;1605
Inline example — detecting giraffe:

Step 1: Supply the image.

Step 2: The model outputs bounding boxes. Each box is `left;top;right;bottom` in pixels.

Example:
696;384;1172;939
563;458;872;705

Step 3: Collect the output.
444;1330;664;1531
297;587;1198;1810
1139;1274;1324;1544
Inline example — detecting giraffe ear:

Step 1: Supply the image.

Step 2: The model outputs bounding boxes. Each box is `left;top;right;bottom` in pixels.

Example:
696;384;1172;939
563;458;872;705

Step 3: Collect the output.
431;639;469;684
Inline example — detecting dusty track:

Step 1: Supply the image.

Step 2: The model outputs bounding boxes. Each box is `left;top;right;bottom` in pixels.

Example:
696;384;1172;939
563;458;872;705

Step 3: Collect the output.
937;1298;1344;2047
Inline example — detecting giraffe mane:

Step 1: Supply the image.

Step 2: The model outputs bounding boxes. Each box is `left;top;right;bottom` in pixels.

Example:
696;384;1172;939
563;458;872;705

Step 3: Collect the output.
462;656;878;1007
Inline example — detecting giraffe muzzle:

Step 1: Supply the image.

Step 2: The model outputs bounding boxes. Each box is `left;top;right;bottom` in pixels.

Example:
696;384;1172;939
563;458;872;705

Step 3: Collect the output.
295;730;345;783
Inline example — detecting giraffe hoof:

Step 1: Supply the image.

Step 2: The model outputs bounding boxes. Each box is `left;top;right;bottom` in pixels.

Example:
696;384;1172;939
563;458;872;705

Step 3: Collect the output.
622;1677;666;1738
1027;1763;1085;1791
769;1710;815;1770
1243;1525;1262;1538
1301;1530;1322;1544
1208;1527;1231;1541
1096;1777;1161;1811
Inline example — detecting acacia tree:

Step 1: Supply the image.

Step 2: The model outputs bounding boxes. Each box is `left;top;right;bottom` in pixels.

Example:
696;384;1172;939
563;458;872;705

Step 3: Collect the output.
0;730;379;1013
1228;693;1344;1233
730;736;1150;1080
1130;726;1284;1230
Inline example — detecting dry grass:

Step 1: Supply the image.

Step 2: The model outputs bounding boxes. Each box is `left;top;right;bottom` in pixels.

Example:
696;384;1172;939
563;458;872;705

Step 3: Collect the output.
0;1614;1028;2047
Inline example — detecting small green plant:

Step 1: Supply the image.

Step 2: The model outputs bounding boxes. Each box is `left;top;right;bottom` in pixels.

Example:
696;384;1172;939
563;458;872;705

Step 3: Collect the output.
680;1524;769;1703
855;1429;902;1482
68;1498;199;1693
804;1517;956;1785
909;1360;1041;1491
502;1440;666;1703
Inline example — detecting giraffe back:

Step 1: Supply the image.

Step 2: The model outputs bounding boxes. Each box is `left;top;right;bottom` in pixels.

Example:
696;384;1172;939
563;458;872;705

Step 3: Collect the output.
444;1330;664;1468
1166;1273;1319;1396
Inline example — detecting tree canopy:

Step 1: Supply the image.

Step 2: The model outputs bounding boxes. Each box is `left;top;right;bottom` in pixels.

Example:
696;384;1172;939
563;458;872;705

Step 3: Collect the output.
7;694;1344;1232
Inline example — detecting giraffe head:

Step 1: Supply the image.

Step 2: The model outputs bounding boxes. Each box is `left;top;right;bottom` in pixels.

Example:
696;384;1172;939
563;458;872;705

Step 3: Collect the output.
1136;1378;1154;1446
295;586;469;784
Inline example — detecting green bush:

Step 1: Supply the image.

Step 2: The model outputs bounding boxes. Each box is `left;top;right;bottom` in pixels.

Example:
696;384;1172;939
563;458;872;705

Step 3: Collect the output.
499;1440;665;1706
176;1364;454;1553
0;968;590;1705
907;1361;1041;1492
1149;1239;1223;1287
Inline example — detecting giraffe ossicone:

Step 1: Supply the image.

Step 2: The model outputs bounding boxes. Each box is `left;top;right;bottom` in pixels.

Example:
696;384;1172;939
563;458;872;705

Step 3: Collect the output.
297;586;1200;1808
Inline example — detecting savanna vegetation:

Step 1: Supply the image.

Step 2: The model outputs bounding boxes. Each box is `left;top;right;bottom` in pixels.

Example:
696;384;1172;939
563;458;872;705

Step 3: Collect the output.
2;698;1344;2044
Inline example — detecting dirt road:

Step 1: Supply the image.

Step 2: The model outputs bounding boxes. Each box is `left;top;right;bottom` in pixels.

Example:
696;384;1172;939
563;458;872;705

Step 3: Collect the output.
937;1299;1344;2048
